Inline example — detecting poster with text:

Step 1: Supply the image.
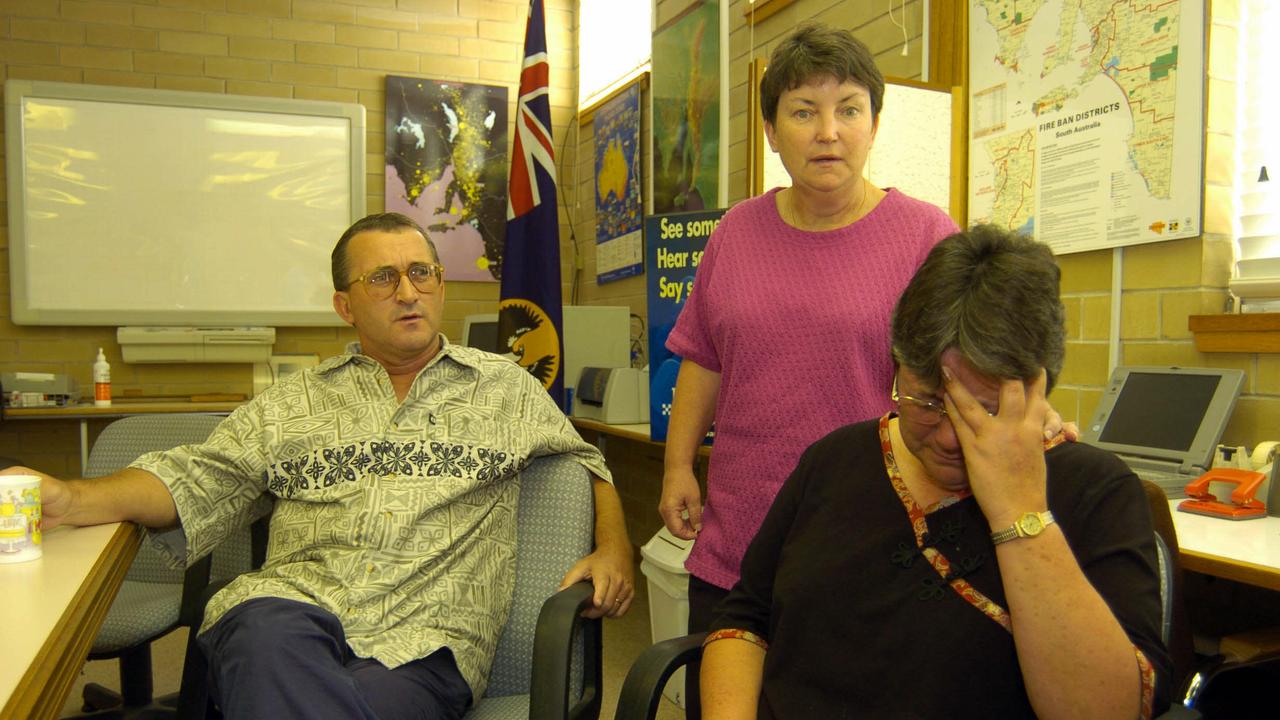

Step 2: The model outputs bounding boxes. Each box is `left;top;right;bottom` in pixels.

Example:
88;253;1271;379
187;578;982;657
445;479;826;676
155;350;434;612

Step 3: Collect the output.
646;208;724;442
651;0;720;214
968;0;1203;254
594;81;643;284
385;76;508;281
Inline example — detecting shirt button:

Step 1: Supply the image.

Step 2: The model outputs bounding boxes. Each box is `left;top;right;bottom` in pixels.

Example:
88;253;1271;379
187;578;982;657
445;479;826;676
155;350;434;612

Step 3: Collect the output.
366;564;374;573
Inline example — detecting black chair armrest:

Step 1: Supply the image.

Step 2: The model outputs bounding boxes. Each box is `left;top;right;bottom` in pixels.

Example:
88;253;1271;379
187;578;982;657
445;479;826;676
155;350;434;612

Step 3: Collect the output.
178;553;214;628
1181;649;1280;718
614;632;707;720
529;581;603;720
1157;704;1203;719
607;631;1204;720
175;577;236;720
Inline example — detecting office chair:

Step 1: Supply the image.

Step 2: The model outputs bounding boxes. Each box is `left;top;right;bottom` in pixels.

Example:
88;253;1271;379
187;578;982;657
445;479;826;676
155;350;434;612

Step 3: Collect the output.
72;413;257;720
1142;479;1198;692
614;529;1197;720
177;452;604;720
1153;471;1280;719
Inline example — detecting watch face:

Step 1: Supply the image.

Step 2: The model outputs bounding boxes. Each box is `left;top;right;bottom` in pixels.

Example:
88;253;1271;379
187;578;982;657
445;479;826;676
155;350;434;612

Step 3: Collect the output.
1019;513;1044;535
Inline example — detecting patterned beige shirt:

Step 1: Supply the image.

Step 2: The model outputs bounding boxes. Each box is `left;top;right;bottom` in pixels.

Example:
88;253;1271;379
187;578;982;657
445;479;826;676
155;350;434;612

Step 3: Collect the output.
134;340;610;697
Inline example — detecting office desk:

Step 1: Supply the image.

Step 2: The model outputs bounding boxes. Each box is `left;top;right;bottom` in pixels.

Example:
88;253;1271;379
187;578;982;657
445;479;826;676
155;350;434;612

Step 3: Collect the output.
568;418;712;458
569;418;713;548
7;401;241;472
1170;499;1280;592
0;522;141;720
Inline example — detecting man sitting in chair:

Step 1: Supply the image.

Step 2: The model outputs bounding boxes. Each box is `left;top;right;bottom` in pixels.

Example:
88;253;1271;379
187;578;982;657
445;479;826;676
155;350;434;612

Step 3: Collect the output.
699;225;1171;719
2;212;634;720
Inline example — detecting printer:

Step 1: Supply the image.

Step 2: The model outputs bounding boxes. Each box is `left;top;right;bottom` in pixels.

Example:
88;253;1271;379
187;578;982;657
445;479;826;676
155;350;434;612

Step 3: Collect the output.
573;367;650;424
1;372;80;408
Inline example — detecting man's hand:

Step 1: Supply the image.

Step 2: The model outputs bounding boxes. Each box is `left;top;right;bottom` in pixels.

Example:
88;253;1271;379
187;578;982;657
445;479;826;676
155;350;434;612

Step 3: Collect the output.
942;366;1051;530
659;467;703;540
560;542;635;619
0;466;73;531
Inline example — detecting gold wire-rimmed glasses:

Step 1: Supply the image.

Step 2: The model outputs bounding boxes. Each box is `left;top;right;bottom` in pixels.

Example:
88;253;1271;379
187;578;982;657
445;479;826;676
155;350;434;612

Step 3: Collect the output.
891;373;996;426
891;374;950;426
349;263;444;300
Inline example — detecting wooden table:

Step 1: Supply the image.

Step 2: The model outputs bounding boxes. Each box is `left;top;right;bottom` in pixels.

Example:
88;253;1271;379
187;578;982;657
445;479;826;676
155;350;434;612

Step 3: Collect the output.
569;418;712;458
7;401;241;472
1169;499;1280;591
0;522;141;719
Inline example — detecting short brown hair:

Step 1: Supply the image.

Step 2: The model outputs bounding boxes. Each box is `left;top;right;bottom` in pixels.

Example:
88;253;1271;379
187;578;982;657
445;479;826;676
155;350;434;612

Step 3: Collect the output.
891;225;1065;393
760;22;885;126
331;212;439;291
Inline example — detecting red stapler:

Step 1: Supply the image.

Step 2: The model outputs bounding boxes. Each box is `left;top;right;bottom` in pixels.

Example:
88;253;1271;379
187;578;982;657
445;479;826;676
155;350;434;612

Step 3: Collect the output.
1178;468;1268;520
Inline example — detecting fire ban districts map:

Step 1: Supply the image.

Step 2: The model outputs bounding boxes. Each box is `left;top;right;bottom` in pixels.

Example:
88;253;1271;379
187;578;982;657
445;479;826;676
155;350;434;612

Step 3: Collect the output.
968;0;1203;254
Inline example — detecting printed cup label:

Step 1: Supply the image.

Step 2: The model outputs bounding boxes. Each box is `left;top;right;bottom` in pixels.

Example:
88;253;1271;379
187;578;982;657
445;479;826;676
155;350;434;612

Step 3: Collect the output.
0;476;41;562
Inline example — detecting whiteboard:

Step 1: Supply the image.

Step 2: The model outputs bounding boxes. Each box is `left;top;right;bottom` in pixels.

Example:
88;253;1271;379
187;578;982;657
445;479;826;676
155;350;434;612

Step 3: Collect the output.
760;80;954;214
4;80;365;326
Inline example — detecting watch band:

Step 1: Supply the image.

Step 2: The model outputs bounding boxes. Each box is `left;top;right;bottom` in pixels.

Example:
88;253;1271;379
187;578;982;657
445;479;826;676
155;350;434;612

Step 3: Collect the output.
990;510;1055;545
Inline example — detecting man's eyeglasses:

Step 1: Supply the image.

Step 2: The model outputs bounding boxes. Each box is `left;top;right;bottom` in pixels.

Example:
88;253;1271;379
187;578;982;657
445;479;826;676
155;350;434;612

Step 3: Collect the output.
349;263;444;300
891;374;996;426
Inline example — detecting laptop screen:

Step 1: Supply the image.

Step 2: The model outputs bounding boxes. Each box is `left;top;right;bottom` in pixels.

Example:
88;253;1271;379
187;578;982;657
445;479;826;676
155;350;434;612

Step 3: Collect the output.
1082;366;1244;470
1097;372;1222;452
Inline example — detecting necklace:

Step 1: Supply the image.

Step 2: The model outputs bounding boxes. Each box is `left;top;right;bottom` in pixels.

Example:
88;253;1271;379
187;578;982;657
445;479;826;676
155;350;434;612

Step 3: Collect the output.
783;179;869;231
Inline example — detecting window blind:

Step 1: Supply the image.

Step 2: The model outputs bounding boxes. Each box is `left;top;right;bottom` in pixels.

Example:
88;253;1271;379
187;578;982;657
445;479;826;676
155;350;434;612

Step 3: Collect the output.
1229;0;1280;309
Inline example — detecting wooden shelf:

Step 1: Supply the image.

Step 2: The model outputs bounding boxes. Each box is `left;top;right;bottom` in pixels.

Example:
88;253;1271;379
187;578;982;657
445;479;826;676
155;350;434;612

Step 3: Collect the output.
1189;314;1280;353
743;0;795;25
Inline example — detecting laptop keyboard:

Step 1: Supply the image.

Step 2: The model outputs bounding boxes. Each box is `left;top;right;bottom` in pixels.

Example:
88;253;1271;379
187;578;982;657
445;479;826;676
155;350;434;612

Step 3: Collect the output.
1130;467;1190;499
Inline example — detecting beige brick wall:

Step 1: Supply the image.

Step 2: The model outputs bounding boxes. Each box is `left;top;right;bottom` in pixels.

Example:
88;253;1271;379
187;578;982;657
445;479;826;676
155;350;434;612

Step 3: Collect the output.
1054;0;1280;452
0;0;580;475
9;2;1267;473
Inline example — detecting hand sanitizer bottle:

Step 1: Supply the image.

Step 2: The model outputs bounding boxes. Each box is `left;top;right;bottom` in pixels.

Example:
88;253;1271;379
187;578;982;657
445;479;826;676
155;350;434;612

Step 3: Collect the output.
93;348;111;407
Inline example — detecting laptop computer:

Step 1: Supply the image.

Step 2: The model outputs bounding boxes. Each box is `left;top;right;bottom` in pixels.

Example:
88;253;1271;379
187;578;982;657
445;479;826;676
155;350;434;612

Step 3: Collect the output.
1080;366;1245;498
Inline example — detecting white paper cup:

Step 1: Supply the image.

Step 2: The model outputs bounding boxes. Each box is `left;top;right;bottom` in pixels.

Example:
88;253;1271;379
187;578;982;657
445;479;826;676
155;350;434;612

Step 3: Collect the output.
0;474;41;563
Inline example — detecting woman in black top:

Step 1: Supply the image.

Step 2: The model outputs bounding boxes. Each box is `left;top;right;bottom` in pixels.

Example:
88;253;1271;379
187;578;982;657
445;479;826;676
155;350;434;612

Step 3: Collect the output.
700;225;1170;719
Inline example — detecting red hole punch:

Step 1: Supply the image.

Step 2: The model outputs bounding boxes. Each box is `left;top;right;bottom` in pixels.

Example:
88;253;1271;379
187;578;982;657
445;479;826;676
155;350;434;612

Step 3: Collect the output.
1178;468;1268;520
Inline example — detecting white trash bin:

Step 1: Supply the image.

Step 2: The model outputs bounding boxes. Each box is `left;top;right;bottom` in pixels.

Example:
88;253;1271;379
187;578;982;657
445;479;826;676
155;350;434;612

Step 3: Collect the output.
640;527;695;708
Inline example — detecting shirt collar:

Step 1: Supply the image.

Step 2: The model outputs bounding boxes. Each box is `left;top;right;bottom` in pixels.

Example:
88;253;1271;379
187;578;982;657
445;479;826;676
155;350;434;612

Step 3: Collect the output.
318;335;485;376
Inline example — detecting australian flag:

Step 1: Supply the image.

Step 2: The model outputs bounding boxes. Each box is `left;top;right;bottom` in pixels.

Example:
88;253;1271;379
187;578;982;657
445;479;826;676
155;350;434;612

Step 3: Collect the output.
499;0;565;408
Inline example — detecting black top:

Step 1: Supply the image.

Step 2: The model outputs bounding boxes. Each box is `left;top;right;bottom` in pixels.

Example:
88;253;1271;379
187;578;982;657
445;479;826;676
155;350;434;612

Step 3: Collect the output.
711;418;1172;719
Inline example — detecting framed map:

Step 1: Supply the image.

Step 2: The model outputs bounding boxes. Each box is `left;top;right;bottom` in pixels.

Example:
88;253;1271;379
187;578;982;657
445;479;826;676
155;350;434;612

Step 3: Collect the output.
968;0;1204;254
384;76;509;281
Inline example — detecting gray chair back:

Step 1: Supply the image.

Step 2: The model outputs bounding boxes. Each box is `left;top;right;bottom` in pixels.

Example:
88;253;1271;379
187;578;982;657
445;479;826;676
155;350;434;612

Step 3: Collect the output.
89;413;251;652
484;454;594;698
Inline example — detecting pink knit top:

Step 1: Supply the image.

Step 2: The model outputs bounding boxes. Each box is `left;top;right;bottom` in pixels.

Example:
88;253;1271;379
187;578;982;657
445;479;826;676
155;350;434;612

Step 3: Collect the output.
665;187;958;589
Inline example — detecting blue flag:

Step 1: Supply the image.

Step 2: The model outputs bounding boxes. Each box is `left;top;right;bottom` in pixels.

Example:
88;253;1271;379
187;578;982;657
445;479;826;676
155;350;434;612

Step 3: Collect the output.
499;0;564;407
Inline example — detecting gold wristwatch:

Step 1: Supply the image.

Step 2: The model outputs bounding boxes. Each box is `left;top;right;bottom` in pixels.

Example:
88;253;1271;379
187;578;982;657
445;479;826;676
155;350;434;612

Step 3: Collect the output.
990;510;1055;545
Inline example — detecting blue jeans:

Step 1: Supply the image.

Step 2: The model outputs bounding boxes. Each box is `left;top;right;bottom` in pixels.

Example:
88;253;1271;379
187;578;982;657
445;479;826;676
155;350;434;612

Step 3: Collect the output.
197;597;472;720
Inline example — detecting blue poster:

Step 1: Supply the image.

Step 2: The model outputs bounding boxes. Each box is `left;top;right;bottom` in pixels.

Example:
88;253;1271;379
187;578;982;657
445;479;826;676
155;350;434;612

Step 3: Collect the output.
594;82;643;284
645;208;725;441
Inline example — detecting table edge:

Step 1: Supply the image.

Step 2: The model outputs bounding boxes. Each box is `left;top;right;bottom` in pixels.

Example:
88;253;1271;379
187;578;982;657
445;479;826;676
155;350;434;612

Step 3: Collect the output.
2;522;142;720
1179;548;1280;592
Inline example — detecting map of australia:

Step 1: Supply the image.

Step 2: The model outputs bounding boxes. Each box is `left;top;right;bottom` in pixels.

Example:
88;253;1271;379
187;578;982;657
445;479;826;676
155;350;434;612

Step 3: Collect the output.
969;0;1202;253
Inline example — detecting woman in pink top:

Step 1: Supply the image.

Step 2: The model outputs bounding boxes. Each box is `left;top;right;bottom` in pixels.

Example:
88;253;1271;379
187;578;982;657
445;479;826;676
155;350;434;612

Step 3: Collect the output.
660;23;957;718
